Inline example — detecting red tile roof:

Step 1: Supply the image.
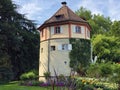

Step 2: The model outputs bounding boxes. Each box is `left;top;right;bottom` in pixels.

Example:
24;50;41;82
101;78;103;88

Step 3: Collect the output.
44;5;87;24
38;2;91;30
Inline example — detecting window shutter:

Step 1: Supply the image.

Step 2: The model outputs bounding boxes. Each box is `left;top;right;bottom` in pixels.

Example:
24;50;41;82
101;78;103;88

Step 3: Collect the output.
58;44;62;50
73;25;76;33
60;26;63;33
51;27;54;34
81;26;85;34
68;44;72;50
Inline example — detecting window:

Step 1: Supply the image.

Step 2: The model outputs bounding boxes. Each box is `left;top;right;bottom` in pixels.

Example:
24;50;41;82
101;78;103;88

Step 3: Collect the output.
55;14;64;20
58;44;72;50
51;46;55;51
75;26;81;33
41;48;43;53
54;26;61;34
62;44;68;50
51;26;62;35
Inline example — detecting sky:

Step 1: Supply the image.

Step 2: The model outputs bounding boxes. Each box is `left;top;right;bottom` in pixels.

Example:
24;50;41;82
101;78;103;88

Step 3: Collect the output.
12;0;120;27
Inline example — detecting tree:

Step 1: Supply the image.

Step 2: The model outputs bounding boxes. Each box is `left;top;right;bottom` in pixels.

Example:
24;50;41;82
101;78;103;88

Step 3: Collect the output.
92;15;112;34
109;21;120;37
92;34;120;62
0;0;39;80
75;7;92;20
75;8;112;37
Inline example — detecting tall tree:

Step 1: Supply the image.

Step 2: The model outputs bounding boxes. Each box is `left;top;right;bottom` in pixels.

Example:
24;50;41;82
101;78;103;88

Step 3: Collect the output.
75;7;92;20
0;0;39;80
109;21;120;37
92;34;120;62
75;8;112;37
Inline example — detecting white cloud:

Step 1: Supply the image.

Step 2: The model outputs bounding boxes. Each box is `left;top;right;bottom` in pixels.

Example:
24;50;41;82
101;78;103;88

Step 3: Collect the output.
77;0;104;15
20;3;42;19
77;0;120;20
107;0;120;21
12;0;120;24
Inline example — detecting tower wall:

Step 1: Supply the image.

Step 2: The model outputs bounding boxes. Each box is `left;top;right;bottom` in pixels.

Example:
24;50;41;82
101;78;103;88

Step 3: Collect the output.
39;40;48;81
39;38;71;81
49;39;71;76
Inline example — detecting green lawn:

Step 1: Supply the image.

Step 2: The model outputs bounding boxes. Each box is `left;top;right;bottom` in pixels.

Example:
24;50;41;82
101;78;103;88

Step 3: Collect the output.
0;81;50;90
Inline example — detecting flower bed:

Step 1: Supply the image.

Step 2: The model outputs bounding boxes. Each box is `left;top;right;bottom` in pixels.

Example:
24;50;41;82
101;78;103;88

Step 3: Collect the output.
76;77;117;90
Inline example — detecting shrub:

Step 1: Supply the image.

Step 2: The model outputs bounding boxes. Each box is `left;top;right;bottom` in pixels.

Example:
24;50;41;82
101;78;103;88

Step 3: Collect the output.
86;63;101;78
111;63;120;90
20;71;37;81
100;62;113;78
87;62;113;79
44;72;50;79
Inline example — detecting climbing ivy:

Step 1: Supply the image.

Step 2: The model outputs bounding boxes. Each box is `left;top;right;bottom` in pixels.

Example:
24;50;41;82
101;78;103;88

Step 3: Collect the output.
69;38;91;70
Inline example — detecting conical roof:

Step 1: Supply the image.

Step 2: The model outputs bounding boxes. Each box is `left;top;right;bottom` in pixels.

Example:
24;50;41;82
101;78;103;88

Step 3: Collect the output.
38;2;90;30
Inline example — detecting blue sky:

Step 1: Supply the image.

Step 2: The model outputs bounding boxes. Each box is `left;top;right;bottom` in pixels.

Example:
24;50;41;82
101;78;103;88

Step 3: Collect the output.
12;0;120;26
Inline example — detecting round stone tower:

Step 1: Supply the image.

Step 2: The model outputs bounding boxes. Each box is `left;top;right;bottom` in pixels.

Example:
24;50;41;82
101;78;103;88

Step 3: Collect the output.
38;2;91;81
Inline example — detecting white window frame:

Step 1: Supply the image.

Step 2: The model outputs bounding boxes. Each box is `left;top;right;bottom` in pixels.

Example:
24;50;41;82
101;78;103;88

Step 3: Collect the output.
58;44;72;51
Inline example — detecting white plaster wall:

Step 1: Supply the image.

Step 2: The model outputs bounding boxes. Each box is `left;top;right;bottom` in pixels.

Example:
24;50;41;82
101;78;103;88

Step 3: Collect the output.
39;39;71;81
39;41;48;81
50;25;69;38
49;39;71;76
71;24;86;39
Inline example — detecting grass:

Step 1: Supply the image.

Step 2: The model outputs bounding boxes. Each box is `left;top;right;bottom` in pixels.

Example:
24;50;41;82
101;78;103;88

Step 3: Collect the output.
0;81;50;90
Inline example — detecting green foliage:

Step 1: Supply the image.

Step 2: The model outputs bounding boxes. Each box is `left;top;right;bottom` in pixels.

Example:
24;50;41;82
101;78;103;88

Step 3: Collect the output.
76;78;117;90
86;63;101;78
111;64;120;90
69;38;91;71
43;72;51;79
0;0;39;80
110;21;120;37
92;14;112;34
20;71;37;81
75;7;92;20
76;8;112;36
87;62;113;78
76;7;120;64
100;62;113;77
92;34;120;62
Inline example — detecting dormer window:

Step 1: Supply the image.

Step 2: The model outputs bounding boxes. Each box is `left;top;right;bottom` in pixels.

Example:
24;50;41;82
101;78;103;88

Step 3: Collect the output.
55;14;64;20
75;26;81;33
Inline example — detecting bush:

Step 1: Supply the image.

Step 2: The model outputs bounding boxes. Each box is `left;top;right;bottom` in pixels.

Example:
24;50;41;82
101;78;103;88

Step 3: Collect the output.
20;71;37;81
111;63;120;90
87;62;113;79
86;63;101;78
100;62;113;78
43;72;50;79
